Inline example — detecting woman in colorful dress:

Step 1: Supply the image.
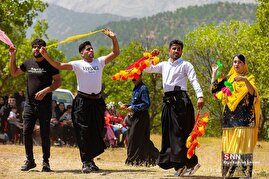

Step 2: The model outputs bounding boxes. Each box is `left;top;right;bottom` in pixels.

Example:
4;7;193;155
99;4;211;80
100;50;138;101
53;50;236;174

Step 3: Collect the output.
210;54;260;178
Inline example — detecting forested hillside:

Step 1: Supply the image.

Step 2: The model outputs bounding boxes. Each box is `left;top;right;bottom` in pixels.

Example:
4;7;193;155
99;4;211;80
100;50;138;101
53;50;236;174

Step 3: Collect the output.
59;2;257;58
27;4;129;40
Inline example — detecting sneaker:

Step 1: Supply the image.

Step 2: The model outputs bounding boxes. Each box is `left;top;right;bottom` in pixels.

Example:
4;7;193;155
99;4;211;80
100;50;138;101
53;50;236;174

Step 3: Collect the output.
89;160;99;171
183;163;201;176
41;161;51;172
82;163;92;173
174;166;187;177
81;161;99;173
21;160;37;171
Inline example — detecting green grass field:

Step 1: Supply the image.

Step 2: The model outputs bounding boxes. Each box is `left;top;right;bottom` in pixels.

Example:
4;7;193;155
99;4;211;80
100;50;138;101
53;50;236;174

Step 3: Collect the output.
0;135;268;179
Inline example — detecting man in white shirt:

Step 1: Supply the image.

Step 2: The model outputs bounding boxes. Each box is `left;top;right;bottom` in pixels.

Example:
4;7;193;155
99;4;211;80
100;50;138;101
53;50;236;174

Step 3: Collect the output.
144;39;204;176
40;28;120;173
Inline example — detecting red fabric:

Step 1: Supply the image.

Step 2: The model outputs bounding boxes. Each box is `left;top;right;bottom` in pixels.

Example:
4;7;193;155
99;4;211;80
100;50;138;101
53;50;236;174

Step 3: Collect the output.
125;57;147;70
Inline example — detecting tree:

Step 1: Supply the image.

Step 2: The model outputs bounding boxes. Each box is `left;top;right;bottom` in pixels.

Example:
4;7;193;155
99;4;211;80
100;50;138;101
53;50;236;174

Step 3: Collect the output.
0;0;48;95
253;0;269;139
100;41;165;132
184;8;269;138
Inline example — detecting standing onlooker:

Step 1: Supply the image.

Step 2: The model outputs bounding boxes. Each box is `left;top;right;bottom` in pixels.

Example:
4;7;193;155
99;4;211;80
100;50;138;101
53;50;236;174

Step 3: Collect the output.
144;40;204;176
120;74;159;166
40;28;120;173
9;39;61;172
211;54;260;178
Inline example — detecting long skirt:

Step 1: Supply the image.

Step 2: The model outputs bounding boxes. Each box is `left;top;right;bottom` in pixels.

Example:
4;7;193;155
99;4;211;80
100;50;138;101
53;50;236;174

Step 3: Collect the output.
158;91;198;170
72;95;107;163
222;128;256;178
125;110;159;166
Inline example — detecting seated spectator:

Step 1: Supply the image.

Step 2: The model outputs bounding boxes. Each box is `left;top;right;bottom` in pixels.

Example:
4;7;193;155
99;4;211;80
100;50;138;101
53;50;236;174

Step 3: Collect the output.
0;96;5;109
106;102;128;147
104;110;117;147
56;102;66;119
59;105;76;146
7;106;23;143
0;96;6;134
50;100;62;146
0;96;22;143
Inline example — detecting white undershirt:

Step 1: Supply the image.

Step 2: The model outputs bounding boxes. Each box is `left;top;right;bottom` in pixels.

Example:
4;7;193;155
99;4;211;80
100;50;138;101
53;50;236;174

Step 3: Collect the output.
144;57;203;98
69;56;105;94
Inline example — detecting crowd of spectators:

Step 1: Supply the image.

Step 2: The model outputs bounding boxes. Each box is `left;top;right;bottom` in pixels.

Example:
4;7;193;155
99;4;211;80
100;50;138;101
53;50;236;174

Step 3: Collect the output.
0;91;25;143
104;102;129;148
0;92;128;149
0;91;76;146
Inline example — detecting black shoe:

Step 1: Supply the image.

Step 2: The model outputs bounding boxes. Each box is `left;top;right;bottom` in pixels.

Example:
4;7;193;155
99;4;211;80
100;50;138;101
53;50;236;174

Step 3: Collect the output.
21;160;37;171
82;163;92;173
41;161;51;172
81;161;99;173
89;161;99;171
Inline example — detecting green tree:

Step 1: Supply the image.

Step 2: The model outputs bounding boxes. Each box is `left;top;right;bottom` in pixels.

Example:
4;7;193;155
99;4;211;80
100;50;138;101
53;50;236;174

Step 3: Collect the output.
184;4;269;138
253;0;269;139
0;0;48;95
100;41;165;132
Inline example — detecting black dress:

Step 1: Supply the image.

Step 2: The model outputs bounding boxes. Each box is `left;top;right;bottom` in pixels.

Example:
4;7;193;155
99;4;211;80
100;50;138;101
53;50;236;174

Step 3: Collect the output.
125;81;159;166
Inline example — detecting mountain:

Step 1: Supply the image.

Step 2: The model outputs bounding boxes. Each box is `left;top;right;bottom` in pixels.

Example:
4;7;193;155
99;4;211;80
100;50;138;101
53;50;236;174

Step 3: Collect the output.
43;0;256;17
57;2;257;58
27;4;129;40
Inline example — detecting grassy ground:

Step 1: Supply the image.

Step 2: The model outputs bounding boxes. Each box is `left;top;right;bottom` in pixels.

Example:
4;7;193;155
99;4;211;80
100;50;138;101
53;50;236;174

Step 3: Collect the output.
0;134;268;179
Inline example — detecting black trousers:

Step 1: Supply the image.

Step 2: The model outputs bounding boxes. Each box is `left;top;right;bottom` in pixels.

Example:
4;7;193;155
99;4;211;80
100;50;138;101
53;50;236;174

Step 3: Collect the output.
23;102;51;162
158;91;198;170
72;94;106;163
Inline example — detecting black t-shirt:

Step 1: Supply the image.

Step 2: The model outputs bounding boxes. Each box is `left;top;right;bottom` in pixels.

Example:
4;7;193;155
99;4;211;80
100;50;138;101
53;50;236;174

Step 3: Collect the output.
20;58;59;104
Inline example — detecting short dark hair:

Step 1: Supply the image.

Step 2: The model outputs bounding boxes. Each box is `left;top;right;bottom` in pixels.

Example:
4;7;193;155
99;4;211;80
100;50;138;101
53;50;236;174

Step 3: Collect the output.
31;39;46;47
234;54;246;63
169;40;183;49
79;41;92;53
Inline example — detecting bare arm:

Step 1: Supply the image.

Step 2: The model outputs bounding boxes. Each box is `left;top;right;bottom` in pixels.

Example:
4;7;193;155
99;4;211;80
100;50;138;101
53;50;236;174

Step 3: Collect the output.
102;29;120;64
40;47;73;70
35;74;62;101
9;46;24;77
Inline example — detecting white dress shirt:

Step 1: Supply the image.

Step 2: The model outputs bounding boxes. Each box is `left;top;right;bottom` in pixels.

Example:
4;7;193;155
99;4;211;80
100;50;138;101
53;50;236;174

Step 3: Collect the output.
144;57;203;98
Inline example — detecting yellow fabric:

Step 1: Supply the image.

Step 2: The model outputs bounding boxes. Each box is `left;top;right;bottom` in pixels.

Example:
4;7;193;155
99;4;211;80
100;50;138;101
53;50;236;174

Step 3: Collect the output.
216;64;260;148
222;128;256;153
46;29;103;48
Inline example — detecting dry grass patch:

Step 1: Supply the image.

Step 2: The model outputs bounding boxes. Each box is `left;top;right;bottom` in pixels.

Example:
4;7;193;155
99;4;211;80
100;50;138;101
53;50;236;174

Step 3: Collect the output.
0;134;268;178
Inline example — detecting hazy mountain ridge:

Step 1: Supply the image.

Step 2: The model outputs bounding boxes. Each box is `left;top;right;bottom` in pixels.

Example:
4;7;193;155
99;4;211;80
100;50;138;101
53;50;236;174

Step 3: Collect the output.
43;0;256;17
28;4;129;40
56;2;257;58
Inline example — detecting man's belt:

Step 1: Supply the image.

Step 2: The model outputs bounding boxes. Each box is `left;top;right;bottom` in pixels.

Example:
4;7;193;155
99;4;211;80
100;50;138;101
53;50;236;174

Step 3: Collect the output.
77;91;102;99
163;90;188;104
